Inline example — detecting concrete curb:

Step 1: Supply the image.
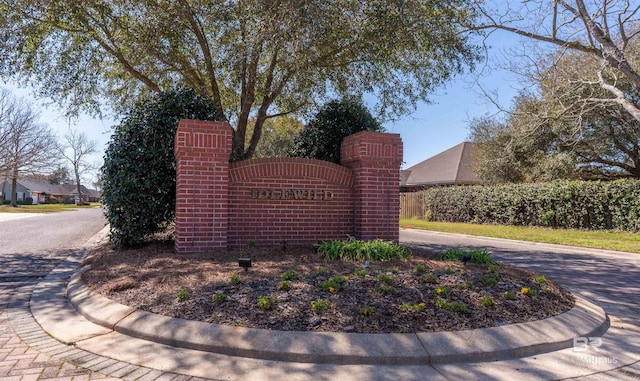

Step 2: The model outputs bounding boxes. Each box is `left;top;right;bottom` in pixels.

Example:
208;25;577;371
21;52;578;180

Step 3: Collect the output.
66;269;609;365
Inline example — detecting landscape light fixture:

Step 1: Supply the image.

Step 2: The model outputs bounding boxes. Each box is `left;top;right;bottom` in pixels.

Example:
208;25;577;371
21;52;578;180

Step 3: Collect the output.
238;258;252;271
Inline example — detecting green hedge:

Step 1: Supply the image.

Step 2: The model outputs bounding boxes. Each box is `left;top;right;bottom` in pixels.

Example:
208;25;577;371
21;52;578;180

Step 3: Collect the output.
423;179;640;231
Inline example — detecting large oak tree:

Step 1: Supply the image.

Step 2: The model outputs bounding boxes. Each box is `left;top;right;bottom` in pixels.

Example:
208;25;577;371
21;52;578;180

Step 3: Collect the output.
0;0;479;160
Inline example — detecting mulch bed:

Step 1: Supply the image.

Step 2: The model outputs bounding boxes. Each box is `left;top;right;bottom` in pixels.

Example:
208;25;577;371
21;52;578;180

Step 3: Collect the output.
81;243;575;333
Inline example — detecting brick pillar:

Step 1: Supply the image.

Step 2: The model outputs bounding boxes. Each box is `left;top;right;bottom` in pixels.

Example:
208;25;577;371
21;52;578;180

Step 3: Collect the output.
174;120;232;253
341;131;403;242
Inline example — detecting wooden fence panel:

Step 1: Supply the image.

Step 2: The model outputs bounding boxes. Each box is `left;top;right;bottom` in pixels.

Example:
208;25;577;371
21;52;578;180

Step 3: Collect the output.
400;192;425;219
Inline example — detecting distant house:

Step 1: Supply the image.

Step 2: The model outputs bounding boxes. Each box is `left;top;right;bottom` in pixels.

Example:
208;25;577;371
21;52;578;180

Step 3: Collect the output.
400;142;482;192
0;178;100;204
65;184;102;203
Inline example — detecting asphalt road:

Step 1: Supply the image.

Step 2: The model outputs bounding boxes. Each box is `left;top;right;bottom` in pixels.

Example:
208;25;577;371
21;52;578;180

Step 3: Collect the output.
400;228;640;327
0;207;107;277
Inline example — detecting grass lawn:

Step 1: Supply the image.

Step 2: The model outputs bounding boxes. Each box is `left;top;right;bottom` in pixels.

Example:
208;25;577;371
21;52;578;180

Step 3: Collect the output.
0;203;102;213
400;218;640;254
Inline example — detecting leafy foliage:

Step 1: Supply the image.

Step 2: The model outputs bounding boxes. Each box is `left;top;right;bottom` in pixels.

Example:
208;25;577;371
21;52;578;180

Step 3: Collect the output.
245;116;304;158
281;270;299;281
438;249;494;264
0;0;478;159
289;97;384;163
318;236;411;261
101;88;221;248
468;1;640;126
435;300;467;312
420;179;640;231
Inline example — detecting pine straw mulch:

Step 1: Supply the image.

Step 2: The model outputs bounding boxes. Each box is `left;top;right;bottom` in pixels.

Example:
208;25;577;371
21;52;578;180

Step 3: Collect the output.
80;243;575;334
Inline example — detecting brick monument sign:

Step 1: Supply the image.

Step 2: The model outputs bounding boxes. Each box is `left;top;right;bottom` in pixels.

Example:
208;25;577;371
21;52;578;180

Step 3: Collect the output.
174;119;403;253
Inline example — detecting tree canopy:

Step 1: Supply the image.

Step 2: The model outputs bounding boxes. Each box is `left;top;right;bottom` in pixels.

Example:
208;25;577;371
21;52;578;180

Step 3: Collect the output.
245;115;304;158
466;1;640;182
290;97;384;163
469;0;640;123
468;95;579;184
469;77;640;182
0;0;479;160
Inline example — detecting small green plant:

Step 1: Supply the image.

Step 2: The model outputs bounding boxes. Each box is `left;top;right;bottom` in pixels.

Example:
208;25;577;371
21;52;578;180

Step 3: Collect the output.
439;248;494;264
414;264;428;273
401;302;427;313
230;274;241;285
212;293;227;303
480;295;494;307
534;275;547;284
316;267;329;276
257;295;276;310
281;270;299;281
354;268;367;276
391;267;400;274
434;286;451;297
445;268;455;275
310;299;332;313
479;273;499;287
521;287;538;298
333;275;349;283
376;274;394;283
177;289;189;301
247;240;256;248
318;236;411;261
278;280;292;291
488;262;500;273
436;300;467;312
320;275;348;293
375;284;396;294
360;305;375;316
463;280;473;289
504;291;517;300
419;272;438;284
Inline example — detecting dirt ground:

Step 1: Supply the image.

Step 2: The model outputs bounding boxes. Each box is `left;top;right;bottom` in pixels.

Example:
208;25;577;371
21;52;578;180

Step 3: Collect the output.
81;243;575;333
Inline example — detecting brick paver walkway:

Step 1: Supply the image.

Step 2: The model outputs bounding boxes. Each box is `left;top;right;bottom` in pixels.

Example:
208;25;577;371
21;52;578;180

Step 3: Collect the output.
0;278;119;380
0;245;209;381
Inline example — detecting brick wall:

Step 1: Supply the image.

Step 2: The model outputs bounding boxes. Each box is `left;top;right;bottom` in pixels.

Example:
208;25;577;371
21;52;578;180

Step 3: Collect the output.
174;120;232;253
175;120;402;253
341;131;403;242
228;158;354;248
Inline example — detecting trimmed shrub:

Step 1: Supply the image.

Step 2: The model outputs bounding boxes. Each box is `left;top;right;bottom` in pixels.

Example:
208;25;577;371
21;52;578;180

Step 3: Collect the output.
289;97;384;163
101;88;222;248
420;179;640;231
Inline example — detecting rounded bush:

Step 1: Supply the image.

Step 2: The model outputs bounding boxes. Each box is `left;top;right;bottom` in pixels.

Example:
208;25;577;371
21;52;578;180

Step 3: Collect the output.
101;88;222;248
289;97;383;163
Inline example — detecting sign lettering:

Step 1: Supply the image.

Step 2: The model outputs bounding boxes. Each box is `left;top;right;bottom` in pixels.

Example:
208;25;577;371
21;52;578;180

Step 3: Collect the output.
250;188;334;201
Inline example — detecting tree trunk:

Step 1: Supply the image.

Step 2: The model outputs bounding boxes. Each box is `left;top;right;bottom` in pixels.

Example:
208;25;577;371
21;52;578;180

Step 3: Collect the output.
0;169;8;204
75;166;83;205
10;166;18;207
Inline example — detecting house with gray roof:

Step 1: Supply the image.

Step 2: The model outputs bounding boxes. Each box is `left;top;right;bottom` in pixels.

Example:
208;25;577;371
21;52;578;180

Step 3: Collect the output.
400;142;482;191
0;178;100;204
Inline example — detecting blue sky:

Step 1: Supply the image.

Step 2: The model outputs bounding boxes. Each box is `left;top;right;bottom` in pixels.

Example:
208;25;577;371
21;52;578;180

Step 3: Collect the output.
4;30;523;174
